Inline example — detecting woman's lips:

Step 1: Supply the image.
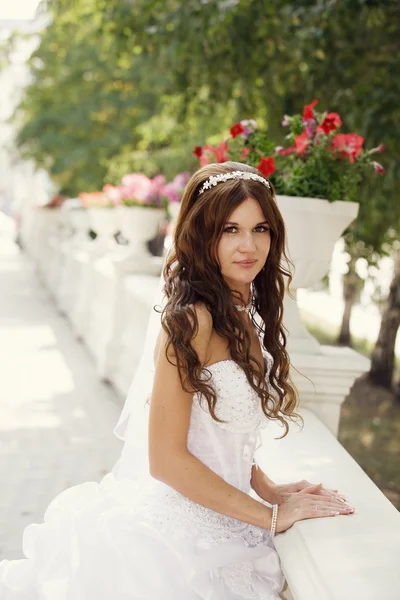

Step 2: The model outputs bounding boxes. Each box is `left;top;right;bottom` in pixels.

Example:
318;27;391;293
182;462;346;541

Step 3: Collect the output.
235;259;257;268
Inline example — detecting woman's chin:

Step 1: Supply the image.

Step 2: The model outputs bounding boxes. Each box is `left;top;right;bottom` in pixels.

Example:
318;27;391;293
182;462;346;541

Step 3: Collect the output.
225;270;260;286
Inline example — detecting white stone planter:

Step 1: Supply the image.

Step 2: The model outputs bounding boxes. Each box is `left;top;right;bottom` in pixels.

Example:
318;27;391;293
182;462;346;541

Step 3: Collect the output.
115;205;164;274
276;195;359;355
34;208;62;287
68;208;90;245
86;207;118;255
168;202;181;223
164;202;181;253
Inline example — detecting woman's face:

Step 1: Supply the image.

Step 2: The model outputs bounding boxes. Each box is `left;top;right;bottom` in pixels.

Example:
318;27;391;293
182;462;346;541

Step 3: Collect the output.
217;196;271;289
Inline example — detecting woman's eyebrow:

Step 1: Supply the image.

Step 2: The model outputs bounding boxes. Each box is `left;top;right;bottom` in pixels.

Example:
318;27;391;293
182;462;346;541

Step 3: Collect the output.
225;220;269;226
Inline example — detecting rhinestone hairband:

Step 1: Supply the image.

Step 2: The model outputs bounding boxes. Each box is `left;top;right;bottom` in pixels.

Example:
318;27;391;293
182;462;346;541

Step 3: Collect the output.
198;170;271;195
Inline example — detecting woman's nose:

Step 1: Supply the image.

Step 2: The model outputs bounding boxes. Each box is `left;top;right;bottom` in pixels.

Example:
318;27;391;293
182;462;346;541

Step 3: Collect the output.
238;233;256;252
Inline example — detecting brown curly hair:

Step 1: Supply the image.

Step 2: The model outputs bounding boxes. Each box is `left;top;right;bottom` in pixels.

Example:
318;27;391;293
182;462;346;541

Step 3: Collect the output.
162;161;302;438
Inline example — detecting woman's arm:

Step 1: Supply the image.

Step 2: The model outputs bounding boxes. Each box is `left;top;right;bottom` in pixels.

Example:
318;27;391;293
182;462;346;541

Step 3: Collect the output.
148;303;273;530
250;463;278;505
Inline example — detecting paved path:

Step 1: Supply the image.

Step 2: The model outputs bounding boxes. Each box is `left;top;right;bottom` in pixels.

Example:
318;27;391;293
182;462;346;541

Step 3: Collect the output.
0;214;122;559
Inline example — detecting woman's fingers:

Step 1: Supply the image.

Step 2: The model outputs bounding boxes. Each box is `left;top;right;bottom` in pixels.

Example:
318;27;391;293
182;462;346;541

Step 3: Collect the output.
305;502;354;518
297;495;355;516
318;488;347;502
310;498;355;514
308;492;344;503
301;481;347;501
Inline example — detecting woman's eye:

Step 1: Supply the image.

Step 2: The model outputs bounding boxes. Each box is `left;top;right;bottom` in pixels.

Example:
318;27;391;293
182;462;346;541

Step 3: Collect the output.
223;225;270;234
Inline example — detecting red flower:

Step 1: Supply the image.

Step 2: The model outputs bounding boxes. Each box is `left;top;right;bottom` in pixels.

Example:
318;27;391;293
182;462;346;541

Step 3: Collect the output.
257;157;276;178
278;146;296;156
371;161;385;175
331;133;364;163
214;141;229;162
295;130;311;154
200;142;229;165
303;99;318;120
230;122;245;138
316;112;342;135
193;146;203;158
240;147;251;160
199;145;215;166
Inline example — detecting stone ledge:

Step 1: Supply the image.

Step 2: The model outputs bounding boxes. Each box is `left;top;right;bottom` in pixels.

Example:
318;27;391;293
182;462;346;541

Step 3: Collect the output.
259;408;400;600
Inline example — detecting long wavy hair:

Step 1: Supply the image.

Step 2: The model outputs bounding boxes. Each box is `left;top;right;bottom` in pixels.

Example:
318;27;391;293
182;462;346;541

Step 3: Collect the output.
162;161;302;438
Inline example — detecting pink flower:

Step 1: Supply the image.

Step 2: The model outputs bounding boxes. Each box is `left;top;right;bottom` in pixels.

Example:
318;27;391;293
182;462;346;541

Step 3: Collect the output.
304;120;316;138
120;173;152;203
331;133;364;163
368;143;385;155
240;119;258;137
278;146;297;156
257;157;276;178
145;175;167;206
102;184;123;205
240;147;251;160
162;172;191;204
230;122;245;138
162;182;180;203
295;130;311;154
316;112;342;135
241;119;257;129
281;115;291;127
371;161;385;175
303;99;318;120
172;172;191;189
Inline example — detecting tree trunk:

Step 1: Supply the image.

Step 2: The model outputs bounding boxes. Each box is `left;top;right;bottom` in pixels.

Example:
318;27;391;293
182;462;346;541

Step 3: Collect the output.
337;256;359;346
394;376;400;401
369;254;400;390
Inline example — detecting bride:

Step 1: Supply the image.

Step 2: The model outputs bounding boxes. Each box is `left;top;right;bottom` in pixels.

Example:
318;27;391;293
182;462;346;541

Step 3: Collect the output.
0;162;353;600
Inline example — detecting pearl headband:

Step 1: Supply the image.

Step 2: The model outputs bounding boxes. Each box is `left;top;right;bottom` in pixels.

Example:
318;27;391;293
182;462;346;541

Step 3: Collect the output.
198;170;271;195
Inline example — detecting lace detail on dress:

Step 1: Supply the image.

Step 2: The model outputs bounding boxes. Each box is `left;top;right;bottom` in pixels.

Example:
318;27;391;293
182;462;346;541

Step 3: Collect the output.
220;561;273;600
140;484;268;547
193;361;268;433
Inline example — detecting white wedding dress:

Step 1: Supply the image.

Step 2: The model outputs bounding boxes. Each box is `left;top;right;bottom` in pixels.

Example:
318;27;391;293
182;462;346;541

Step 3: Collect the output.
0;351;285;599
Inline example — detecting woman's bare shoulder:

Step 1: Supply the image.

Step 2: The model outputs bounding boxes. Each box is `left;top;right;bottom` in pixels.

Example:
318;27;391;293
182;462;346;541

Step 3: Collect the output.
154;301;213;366
190;301;213;336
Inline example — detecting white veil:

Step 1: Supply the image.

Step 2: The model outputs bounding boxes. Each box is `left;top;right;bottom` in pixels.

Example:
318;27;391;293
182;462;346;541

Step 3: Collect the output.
112;256;169;481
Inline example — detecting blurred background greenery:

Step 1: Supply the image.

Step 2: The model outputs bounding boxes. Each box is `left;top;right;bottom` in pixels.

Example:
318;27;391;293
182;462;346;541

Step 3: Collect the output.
3;0;399;198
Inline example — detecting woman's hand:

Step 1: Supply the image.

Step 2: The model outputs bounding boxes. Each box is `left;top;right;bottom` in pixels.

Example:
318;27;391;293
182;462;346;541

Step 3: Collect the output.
272;479;347;505
275;483;355;533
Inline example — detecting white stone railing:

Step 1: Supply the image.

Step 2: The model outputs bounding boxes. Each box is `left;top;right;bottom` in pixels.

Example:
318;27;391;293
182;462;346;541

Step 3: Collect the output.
260;410;400;600
20;207;400;600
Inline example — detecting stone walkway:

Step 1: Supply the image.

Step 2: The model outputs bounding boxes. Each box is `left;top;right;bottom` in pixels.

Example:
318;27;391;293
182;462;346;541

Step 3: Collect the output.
0;214;122;559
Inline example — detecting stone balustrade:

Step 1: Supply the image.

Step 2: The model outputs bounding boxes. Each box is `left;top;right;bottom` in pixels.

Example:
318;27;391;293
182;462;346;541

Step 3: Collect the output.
20;207;400;600
260;410;400;600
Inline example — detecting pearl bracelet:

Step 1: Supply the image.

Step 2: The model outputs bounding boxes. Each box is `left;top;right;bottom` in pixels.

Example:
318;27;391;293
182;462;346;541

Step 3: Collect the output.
270;503;279;537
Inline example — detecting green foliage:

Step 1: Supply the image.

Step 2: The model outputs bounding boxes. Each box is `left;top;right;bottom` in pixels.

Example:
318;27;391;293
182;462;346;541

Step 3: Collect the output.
273;149;364;203
114;0;400;245
9;0;400;266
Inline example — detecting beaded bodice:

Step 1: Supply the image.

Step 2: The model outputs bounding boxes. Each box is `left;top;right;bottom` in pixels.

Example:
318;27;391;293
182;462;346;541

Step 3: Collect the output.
187;358;271;492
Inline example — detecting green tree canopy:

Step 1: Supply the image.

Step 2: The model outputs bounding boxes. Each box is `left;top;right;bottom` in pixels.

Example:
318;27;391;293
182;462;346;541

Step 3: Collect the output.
11;0;400;227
